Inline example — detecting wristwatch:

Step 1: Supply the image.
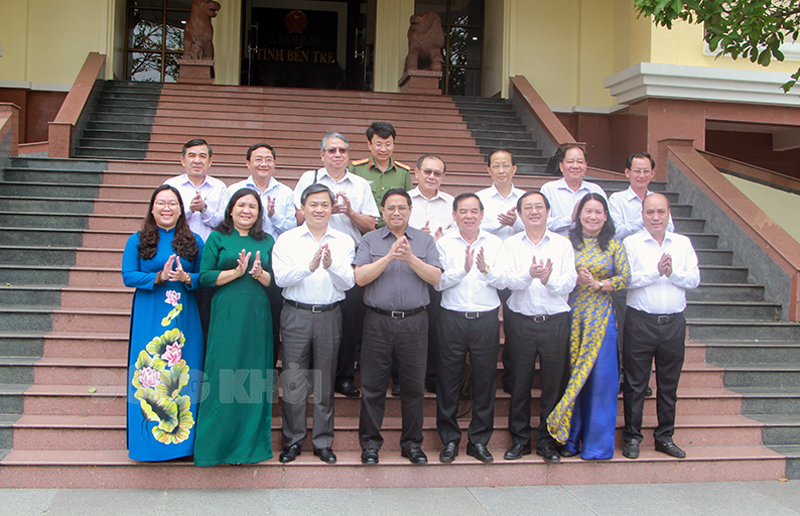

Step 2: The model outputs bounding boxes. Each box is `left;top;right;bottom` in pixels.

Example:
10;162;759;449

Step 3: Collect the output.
597;281;604;290
482;265;490;274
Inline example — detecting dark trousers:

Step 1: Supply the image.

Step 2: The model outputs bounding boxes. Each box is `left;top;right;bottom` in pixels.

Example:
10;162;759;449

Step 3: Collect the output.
336;284;364;386
622;308;686;445
280;304;342;449
268;285;283;368
436;308;499;446
359;308;428;451
195;286;214;347
392;286;441;389
497;289;513;392
504;309;570;449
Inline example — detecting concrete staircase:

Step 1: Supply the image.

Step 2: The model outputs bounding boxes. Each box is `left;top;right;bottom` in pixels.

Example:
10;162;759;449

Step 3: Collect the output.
0;82;795;487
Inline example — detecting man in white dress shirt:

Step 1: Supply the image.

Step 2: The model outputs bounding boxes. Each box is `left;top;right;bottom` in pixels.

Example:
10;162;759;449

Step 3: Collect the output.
228;143;297;365
273;183;356;465
293;132;380;399
164;138;230;340
476;149;525;393
498;191;577;463
539;145;607;236
408;154;455;395
621;193;700;460
434;193;506;464
608;152;674;241
476;149;525;241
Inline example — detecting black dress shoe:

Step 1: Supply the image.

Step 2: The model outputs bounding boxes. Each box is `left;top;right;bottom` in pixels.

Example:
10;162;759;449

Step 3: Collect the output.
536;445;560;464
504;443;532;461
439;441;459;463
558;447;575;458
401;447;428;464
391;383;401;397
279;443;302;463
645;386;653;397
335;381;361;397
623;442;640;459
655;441;686;458
361;448;379;464
313;447;337;464
466;442;493;463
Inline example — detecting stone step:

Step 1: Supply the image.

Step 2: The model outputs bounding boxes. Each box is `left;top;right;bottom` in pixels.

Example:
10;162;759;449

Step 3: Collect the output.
722;364;800;389
697;265;748;283
733;387;800;415
68;267;125;288
685;233;719;249
0;197;95;214
59;286;132;309
0;212;90;230
0;245;76;265
0;305;54;332
673;218;706;233
0;384;30;414
0;445;784;489
0;332;44;358
79;138;149;151
687;320;800;342
0;285;62;306
0;414;19;450
0;181;100;199
51;308;129;333
684;300;780;321
14;385;743;417
9;157;107;171
750;414;800;445
151;109;469;127
0;357;36;384
687;284;765;302
695;250;733;266
704;341;800;364
766;444;800;478
8;414;763;452
43;332;127;359
81;130;152;141
2;167;104;184
0;227;84;247
670;204;693;218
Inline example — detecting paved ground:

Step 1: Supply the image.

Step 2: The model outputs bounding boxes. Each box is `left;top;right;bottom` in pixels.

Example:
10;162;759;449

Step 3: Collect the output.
2;481;799;515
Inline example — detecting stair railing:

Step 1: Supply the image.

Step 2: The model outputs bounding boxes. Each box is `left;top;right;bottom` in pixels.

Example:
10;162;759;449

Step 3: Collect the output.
48;52;106;159
664;138;800;321
0;103;20;172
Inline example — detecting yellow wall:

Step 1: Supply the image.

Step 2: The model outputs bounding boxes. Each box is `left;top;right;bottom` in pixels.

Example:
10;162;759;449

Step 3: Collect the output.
723;174;800;244
374;0;414;93
650;22;800;73
213;0;242;86
482;0;507;97
0;1;30;82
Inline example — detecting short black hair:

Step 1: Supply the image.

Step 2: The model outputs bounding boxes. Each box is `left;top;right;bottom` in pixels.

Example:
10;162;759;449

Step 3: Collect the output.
301;183;335;205
381;188;412;208
415;154;447;174
366;121;396;142
488;149;515;166
247;143;276;161
182;138;212;157
625;152;655;170
560;144;587;162
452;192;484;212
516;191;550;213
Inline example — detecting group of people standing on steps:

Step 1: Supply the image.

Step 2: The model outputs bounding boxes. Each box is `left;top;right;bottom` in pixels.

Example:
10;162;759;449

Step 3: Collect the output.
122;121;699;468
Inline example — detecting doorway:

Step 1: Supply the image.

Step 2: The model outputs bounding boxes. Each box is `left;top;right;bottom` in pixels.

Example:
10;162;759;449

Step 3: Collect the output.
241;0;372;90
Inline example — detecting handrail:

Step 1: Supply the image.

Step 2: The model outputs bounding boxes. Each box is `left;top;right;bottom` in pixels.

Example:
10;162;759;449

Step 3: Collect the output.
509;76;576;146
0;103;21;161
666;142;800;321
699;149;800;196
48;52;106;158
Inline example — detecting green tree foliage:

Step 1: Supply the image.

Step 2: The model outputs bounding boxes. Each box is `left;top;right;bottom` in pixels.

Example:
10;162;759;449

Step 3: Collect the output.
633;0;800;91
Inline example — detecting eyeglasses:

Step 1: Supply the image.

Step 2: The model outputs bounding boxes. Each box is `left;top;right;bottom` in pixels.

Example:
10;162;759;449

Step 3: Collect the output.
154;201;180;209
383;204;409;213
251;157;274;164
490;163;513;170
324;147;349;155
630;168;652;174
420;168;443;178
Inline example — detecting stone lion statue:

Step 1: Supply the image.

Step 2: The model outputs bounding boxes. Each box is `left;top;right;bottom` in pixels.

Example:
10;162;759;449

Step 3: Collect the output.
183;0;221;60
403;12;445;73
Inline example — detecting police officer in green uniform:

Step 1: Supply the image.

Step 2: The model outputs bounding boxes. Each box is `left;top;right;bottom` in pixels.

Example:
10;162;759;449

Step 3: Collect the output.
350;121;413;227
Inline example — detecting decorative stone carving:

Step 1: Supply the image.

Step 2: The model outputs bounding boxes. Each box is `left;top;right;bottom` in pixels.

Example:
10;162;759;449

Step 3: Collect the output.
403;12;445;74
183;0;221;60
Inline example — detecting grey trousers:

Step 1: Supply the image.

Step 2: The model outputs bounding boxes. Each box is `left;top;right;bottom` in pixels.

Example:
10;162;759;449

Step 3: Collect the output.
280;303;342;450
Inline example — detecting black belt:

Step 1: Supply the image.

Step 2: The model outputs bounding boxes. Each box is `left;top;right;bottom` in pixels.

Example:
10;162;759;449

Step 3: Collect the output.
630;308;682;325
285;299;340;313
517;311;568;324
368;305;426;319
444;307;498;320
